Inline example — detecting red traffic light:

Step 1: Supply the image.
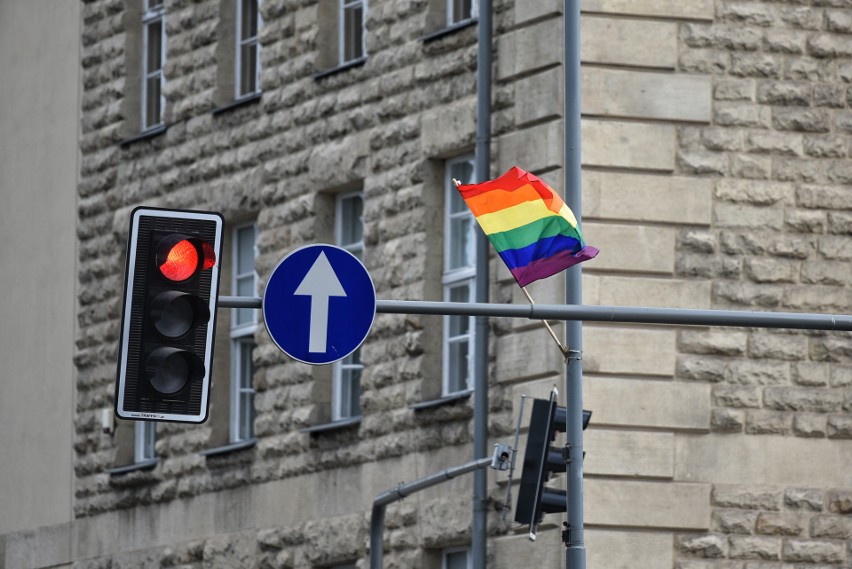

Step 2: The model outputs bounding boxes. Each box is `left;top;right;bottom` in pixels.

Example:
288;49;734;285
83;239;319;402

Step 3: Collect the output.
116;207;224;424
158;237;199;281
156;235;217;282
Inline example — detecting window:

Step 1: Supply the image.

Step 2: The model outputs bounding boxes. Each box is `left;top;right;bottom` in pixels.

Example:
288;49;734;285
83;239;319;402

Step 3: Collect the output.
340;0;366;64
230;223;258;442
332;192;364;420
443;156;476;396
142;0;165;130
443;547;471;569
315;0;368;75
236;0;261;98
134;421;156;463
448;0;476;25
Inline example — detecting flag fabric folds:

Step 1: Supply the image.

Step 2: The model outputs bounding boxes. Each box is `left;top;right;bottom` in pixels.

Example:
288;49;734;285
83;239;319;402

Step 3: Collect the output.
457;166;598;287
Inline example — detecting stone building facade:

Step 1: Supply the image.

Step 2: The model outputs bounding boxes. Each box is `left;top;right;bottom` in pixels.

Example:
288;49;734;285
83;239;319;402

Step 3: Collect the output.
6;0;852;567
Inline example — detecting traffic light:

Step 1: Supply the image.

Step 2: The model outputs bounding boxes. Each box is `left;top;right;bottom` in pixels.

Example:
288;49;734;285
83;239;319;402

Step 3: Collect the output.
115;207;224;423
514;390;591;536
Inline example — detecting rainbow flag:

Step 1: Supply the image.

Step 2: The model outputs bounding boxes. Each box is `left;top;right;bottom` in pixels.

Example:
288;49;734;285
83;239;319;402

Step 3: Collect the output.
457;166;598;287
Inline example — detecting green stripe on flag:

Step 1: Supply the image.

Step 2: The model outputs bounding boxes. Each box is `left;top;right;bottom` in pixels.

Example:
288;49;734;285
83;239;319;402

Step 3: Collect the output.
486;217;582;253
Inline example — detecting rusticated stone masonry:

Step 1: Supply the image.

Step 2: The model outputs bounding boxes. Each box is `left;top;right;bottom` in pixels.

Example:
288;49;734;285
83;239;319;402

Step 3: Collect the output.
676;486;852;567
67;0;852;568
675;2;852;438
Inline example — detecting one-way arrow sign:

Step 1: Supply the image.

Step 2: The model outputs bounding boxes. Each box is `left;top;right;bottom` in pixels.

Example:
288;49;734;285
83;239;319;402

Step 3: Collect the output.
263;245;376;365
294;251;347;353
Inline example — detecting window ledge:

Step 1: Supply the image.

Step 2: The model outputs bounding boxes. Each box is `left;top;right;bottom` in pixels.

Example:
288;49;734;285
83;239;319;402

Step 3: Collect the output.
106;457;159;476
421;19;478;43
301;416;362;434
199;438;257;457
119;125;167;148
313;56;368;81
212;92;262;116
410;390;473;411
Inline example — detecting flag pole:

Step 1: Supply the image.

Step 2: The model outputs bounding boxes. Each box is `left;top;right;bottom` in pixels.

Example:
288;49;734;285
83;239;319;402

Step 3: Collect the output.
521;287;570;360
564;1;587;567
453;178;571;361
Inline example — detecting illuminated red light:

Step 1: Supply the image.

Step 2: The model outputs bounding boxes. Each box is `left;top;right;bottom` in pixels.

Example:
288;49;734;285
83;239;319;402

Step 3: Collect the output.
159;239;199;281
202;241;216;270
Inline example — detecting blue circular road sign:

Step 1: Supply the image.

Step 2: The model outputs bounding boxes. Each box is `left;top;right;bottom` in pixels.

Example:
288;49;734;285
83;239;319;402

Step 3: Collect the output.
263;244;376;365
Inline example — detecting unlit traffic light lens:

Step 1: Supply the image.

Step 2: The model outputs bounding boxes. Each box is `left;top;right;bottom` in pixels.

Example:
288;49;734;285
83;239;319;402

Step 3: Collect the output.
150;291;210;339
146;347;204;395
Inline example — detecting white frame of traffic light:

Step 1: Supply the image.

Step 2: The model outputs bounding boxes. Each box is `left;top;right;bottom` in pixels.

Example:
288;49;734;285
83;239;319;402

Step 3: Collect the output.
116;207;224;424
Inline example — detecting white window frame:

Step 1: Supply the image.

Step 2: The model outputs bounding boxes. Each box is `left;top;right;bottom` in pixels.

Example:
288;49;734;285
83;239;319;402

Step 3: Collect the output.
142;0;165;130
134;421;156;463
448;0;477;26
332;191;365;420
230;223;258;443
339;0;367;65
235;0;262;99
442;546;472;569
443;155;477;396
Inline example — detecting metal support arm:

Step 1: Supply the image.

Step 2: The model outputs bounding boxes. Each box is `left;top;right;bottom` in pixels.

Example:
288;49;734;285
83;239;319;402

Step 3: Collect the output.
369;445;511;569
218;296;852;332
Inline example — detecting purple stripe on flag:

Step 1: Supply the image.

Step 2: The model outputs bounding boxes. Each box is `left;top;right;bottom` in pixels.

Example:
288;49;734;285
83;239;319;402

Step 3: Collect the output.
509;246;600;288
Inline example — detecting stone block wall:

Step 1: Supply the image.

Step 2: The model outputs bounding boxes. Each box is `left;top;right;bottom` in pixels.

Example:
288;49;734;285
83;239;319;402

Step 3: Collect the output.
62;0;852;568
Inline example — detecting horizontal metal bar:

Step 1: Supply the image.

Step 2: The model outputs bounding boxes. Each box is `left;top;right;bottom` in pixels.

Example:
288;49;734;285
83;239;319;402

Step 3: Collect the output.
219;295;262;308
217;296;852;331
373;455;494;508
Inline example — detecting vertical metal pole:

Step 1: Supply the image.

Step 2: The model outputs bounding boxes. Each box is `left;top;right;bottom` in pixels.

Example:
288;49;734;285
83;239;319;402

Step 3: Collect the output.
563;1;586;568
472;1;492;568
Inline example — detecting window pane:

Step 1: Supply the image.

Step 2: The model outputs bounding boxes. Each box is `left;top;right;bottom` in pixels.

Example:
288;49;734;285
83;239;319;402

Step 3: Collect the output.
448;216;473;270
235;310;253;326
135;421;156;462
241;0;258;38
445;550;469;569
236;226;256;274
448;313;469;338
147;0;163;9
241;390;254;439
341;366;362;417
236;276;254;298
344;5;364;62
448;340;469;393
452;0;464;24
237;340;255;440
145;76;161;127
448;284;470;337
449;313;469;338
336;348;362;419
450;159;475;186
144;422;156;459
339;194;364;248
146;21;162;71
240;43;258;95
233;224;257;329
235;309;252;327
348;369;362;417
240;341;255;389
448;185;469;215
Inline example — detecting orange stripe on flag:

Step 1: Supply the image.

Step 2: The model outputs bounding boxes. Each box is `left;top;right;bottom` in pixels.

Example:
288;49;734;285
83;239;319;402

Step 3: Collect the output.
463;183;541;217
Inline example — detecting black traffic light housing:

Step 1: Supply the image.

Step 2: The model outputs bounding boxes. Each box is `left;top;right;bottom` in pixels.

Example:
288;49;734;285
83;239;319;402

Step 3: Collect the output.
115;207;224;423
515;391;591;535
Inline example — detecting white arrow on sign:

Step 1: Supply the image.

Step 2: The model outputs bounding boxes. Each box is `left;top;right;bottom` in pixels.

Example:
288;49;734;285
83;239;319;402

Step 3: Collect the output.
294;251;347;353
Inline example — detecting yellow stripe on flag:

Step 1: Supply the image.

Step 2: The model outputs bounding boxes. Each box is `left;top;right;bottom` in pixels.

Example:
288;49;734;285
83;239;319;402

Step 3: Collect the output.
477;200;559;235
557;203;578;227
